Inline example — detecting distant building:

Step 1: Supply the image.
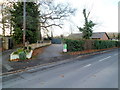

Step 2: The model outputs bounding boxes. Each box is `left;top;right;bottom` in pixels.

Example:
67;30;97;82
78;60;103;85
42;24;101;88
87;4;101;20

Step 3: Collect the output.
67;32;109;40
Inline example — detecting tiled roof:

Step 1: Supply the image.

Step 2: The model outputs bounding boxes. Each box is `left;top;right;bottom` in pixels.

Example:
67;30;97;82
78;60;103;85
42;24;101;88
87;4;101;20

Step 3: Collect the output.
90;32;106;39
68;32;109;39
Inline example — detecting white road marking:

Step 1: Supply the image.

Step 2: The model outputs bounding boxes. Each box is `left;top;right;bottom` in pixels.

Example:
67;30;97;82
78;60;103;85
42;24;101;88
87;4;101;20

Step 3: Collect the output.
99;56;111;62
84;64;92;67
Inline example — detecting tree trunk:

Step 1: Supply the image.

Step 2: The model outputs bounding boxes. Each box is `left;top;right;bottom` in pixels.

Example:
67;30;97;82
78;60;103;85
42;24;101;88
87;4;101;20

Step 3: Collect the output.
1;4;5;36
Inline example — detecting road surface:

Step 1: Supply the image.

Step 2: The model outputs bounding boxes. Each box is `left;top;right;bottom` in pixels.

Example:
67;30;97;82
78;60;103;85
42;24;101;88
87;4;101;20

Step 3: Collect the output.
2;49;16;73
37;44;63;59
2;49;118;88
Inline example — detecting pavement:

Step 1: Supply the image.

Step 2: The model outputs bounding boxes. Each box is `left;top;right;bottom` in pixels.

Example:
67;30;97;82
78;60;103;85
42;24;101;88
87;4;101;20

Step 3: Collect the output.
2;48;119;88
1;44;74;74
1;49;17;74
1;44;119;75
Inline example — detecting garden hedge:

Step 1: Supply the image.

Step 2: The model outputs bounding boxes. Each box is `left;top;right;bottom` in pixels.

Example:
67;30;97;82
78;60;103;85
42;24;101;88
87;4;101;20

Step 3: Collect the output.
64;39;85;52
93;40;117;49
64;39;119;52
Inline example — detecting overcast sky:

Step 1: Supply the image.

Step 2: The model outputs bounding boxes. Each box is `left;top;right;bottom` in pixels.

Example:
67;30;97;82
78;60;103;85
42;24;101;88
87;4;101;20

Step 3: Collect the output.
53;0;119;36
0;0;119;36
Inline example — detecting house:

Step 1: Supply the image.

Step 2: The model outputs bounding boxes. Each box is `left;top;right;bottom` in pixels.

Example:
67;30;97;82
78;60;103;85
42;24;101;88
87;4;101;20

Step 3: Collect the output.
67;32;109;40
107;32;118;41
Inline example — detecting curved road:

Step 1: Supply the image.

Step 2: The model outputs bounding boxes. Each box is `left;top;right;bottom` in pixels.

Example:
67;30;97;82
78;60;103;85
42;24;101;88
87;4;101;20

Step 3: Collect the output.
2;49;118;88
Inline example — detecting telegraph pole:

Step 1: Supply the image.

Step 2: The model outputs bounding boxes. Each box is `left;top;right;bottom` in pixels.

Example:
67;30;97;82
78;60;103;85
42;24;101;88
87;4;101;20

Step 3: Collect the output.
23;0;26;47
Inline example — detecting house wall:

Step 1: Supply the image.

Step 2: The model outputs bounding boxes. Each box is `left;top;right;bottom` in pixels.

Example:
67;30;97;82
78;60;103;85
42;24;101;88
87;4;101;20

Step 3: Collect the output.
2;37;14;50
3;37;9;50
100;34;109;40
0;38;2;51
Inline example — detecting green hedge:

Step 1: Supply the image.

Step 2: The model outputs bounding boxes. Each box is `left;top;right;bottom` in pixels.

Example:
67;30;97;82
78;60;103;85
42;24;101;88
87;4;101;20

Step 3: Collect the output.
64;39;85;52
64;39;118;52
94;40;117;49
116;41;120;47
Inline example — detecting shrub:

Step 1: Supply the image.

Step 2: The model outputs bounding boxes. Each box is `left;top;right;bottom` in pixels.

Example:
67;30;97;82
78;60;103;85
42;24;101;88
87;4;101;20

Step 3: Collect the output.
64;39;85;52
24;47;27;50
13;46;32;55
28;46;32;50
17;48;24;52
64;39;118;52
24;46;32;53
116;41;120;47
94;40;117;49
13;48;23;54
13;51;18;54
19;51;26;60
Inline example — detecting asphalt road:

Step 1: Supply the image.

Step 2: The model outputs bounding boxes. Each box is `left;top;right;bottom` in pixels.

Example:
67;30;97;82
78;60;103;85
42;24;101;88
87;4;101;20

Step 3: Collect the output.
37;44;63;59
2;49;119;88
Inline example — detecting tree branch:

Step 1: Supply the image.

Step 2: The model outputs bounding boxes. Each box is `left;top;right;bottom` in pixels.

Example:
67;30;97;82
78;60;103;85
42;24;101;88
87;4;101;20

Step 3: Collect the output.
41;24;63;28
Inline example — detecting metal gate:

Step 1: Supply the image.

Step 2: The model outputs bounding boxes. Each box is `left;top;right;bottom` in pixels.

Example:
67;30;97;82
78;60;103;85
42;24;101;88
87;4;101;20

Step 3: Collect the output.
51;38;62;44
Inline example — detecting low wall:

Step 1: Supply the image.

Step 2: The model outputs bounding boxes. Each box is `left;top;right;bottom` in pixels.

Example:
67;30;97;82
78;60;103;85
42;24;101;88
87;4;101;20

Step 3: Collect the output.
28;42;51;50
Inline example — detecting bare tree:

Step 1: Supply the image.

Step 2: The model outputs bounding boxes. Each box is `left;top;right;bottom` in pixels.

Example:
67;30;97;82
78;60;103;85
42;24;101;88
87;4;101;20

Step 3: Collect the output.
39;0;76;29
0;1;14;36
1;0;76;39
